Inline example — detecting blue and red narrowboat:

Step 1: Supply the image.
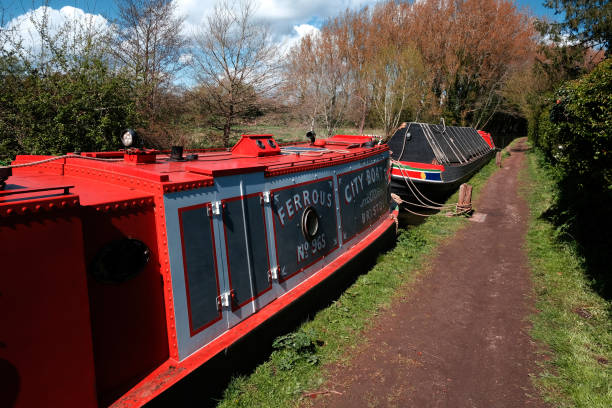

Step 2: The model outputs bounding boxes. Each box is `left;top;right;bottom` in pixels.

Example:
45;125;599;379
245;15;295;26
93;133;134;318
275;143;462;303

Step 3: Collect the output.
0;133;397;407
388;122;496;199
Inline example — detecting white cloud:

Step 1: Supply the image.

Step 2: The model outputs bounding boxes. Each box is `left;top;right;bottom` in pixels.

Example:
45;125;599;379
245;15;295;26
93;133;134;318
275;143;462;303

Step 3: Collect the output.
4;1;377;57
251;0;376;30
173;0;376;46
541;32;578;47
178;53;194;64
174;0;375;30
294;23;321;38
278;23;320;53
172;0;215;35
3;6;109;56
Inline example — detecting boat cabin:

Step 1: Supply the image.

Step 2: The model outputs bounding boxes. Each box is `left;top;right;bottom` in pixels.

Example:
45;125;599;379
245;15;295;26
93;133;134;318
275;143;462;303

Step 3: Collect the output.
0;133;396;407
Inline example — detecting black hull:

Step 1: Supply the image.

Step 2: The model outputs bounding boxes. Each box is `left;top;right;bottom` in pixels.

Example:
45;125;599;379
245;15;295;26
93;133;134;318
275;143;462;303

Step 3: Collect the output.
391;150;495;201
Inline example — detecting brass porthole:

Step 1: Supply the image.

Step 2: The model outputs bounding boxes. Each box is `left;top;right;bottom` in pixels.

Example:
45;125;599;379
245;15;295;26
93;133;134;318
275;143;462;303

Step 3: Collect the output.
301;206;319;240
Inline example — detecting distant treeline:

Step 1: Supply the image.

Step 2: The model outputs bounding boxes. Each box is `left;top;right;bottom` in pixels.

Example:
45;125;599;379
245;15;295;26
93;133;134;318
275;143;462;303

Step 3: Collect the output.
0;0;609;171
0;0;534;160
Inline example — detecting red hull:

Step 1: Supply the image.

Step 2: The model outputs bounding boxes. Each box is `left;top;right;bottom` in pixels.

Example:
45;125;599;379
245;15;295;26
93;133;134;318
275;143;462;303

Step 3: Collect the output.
1;134;396;407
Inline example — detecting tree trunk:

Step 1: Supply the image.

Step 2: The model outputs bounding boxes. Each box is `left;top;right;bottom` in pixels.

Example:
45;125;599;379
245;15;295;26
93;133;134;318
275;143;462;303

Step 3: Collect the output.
223;104;234;148
358;99;367;134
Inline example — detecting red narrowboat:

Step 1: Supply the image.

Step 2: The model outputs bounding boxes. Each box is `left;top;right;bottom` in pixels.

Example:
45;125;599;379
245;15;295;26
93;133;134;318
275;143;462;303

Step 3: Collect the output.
0;133;397;407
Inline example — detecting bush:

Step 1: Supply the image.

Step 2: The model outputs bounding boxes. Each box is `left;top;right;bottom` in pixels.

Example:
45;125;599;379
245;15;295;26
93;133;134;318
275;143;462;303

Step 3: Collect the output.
0;57;141;162
540;58;612;190
531;58;612;297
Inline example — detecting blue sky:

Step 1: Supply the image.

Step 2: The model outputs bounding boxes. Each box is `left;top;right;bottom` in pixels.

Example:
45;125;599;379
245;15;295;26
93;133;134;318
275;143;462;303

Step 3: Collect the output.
2;0;562;27
1;0;563;57
1;1;562;87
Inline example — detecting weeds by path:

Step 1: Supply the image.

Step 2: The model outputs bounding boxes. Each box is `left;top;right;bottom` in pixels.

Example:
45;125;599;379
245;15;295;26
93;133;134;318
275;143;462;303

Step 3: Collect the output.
217;158;499;408
522;151;612;408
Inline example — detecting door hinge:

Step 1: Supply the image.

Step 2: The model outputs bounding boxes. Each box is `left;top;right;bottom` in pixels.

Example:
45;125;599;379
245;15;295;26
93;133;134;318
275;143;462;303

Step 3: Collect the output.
216;290;234;310
269;266;279;281
260;191;271;205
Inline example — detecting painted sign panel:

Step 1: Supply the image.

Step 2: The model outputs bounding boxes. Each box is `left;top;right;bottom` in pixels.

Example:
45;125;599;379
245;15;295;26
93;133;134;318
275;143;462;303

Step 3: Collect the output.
271;177;338;282
338;159;390;242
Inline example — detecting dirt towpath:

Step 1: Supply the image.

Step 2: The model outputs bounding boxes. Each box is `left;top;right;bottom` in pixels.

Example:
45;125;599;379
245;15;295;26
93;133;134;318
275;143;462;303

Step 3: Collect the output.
306;138;547;408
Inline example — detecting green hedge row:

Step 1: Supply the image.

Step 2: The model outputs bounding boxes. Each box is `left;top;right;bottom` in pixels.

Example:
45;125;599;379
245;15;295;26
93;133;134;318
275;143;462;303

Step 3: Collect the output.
0;57;140;162
529;58;611;296
539;58;611;190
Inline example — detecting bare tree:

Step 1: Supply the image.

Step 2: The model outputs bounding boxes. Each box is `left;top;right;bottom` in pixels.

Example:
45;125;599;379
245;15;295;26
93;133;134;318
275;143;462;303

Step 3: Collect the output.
284;26;352;137
340;9;374;134
191;0;279;147
407;0;535;127
0;4;17;56
368;45;428;139
362;2;430;138
282;35;322;134
111;0;187;120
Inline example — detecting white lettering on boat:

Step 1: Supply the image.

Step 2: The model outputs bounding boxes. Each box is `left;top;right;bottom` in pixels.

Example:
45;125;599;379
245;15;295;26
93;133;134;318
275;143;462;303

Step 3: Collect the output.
276;189;333;227
296;233;326;263
360;188;384;208
361;201;386;225
344;165;384;204
286;198;295;219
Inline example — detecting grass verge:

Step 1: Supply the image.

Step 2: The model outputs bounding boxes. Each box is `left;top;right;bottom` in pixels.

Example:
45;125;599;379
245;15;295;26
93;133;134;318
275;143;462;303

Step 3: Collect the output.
522;151;612;407
217;158;500;407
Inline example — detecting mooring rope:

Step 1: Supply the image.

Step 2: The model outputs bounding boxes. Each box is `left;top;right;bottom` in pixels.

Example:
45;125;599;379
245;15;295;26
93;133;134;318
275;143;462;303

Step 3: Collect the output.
391;159;453;209
280;147;351;156
396;122;414;162
0;154;123;169
391;192;472;217
391;193;439;217
390;159;472;217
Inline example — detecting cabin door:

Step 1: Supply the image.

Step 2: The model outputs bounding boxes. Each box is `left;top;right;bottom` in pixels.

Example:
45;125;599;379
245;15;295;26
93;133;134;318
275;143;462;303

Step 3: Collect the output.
221;193;274;327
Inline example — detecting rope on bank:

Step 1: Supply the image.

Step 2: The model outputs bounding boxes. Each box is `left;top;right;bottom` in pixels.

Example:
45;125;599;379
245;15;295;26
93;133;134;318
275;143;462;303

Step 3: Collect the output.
390;159;472;217
391;193;438;217
390;160;473;218
391;193;472;217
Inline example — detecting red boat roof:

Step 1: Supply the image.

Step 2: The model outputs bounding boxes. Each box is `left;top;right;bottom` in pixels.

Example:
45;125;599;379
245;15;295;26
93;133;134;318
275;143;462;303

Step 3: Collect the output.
2;134;388;211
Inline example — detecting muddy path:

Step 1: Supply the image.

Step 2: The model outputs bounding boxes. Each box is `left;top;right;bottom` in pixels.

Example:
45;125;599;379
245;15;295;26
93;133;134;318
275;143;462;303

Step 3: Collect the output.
305;138;547;408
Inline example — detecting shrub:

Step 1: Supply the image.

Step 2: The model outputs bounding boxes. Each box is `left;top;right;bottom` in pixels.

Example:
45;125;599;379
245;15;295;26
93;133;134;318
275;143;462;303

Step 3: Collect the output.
0;57;141;161
540;58;611;190
531;58;612;297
